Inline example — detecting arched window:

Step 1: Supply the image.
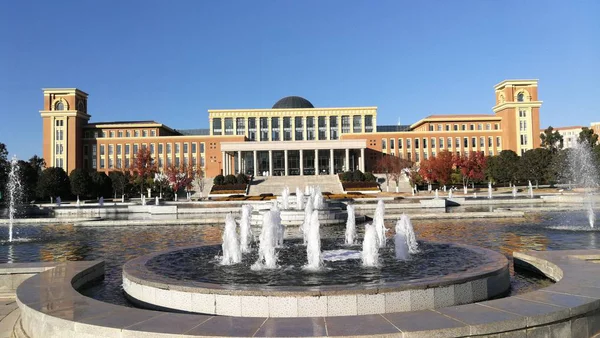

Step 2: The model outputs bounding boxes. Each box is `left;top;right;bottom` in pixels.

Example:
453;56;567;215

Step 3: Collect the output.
55;101;65;110
517;92;524;102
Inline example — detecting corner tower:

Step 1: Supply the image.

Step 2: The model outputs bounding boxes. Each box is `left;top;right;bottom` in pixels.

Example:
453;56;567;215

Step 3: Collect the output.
40;88;90;174
492;80;542;155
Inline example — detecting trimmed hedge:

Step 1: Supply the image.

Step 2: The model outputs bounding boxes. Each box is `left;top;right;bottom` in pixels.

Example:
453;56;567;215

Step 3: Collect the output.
342;181;380;191
211;184;247;192
339;170;377;183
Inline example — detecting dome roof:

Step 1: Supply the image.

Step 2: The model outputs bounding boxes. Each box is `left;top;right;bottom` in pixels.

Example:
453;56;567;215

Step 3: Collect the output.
272;96;314;109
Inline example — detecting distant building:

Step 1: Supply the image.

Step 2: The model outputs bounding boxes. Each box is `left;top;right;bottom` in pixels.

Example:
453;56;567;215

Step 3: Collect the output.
40;79;541;177
554;122;600;148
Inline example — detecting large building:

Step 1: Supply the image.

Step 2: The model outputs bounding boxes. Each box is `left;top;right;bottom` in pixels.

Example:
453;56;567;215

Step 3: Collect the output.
40;79;541;178
555;122;600;148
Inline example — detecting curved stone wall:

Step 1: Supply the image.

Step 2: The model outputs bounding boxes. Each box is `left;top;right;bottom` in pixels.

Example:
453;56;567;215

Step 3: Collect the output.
122;243;510;317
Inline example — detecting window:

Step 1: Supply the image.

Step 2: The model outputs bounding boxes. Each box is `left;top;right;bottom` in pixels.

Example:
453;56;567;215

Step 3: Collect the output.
488;137;493;147
428;125;434;132
415;138;419;149
149;144;154;154
157;144;162;154
118;131;123;137
134;130;139;137
495;123;499;130
192;143;197;153
480;137;484;147
398;139;403;149
447;137;451;148
478;124;482;130
353;115;362;133
295;117;304;140
201;156;205;166
92;158;97;169
446;124;450;131
150;130;156;136
108;145;113;155
100;145;105;156
408;153;412;161
271;117;280;141
126;131;131;137
248;117;256;141
175;157;180;167
183;143;188;154
100;158;105;169
423;153;428;160
438;124;442;131
497;137;501;147
470;124;474;131
422;138;427;149
329;116;338;140
224;118;234;135
83;145;88;156
463;137;468;148
236;118;245;135
390;138;395;150
365;115;373;132
166;143;171;154
283;117;292;141
415;153;420;162
133;144;138;155
142;130;147;137
453;124;458;131
382;139;387;150
455;138;460;148
318;116;326;140
200;143;205;153
462;124;466;131
517;92;524;102
55;101;65;110
519;109;527;117
117;158;122;169
175;143;180;154
407;139;411;149
431;138;435;148
472;137;476;148
213;118;222;135
260;117;269;141
116;144;122;155
520;134;528;145
439;137;444;148
306;117;315;140
341;116;350;134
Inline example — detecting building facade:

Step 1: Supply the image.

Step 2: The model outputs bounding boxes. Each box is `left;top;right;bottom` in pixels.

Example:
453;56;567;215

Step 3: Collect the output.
555;122;600;149
40;79;541;178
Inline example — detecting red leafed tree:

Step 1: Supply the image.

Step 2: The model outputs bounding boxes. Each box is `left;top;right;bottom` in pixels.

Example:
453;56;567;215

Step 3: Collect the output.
454;151;487;188
165;165;194;200
374;155;413;188
418;151;454;186
133;146;155;194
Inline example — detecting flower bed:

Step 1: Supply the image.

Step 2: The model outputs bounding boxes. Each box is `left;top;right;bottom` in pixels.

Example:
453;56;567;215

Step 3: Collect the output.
210;183;247;195
341;181;380;191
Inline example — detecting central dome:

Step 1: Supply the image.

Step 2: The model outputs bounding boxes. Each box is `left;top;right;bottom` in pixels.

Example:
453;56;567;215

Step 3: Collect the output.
272;96;314;109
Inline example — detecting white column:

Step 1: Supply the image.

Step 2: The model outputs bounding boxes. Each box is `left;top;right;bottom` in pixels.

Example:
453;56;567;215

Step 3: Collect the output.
238;150;242;174
253;150;258;177
329;149;334;175
314;149;319;175
300;150;304;176
284;150;288;176
360;148;365;172
345;148;350;172
268;150;273;176
222;152;226;175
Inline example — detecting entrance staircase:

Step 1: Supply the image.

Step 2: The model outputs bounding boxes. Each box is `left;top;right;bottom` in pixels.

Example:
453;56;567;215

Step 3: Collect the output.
248;175;343;196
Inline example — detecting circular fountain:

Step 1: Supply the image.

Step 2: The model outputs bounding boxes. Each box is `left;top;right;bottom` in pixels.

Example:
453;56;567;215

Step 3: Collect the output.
123;186;510;317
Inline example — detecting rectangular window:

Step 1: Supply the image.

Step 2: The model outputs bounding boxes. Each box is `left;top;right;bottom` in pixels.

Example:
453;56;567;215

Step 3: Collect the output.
398;139;403;149
407;139;411;149
469;124;474;131
134;130;139;137
431;138;435;148
424;153;428;160
175;143;180;154
116;144;121;155
423;138;427;149
382;139;387;150
116;158;122;168
213;118;222;135
142;130;147;137
415;153;420;162
408;153;412;161
446;124;450;131
83;145;88;156
438;124;442;131
415;138;419;149
200;143;205;153
150;130;156;136
455;138;460;148
480;137;484;147
295;117;303;140
341;116;350;134
520;134;528;145
201;156;205;166
462;124;467;131
283;117;292;141
365;115;373;132
353;115;362;133
318;116;326;140
260;117;269;141
439;138;444;148
192;143;197;154
133;144;138;155
496;137;501;147
306;117;315;140
109;131;114;138
118;131;123;137
183;143;188;154
329;116;338;140
100;145;105;156
488;137;493;147
126;131;131;137
390;138;395;150
428;125;434;132
150;143;154;154
453;124;458;131
236;117;245;135
223;118;233;135
271;117;280;141
92;158;97;169
100;159;105;169
158;144;163;154
248;117;256;141
471;137;476;148
464;137;468;148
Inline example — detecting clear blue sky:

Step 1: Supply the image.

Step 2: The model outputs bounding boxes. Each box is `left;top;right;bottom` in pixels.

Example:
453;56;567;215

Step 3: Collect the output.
1;1;598;159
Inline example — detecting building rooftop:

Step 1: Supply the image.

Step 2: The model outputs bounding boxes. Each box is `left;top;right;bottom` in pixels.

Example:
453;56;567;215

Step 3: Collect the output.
175;128;210;136
272;96;315;109
376;125;411;132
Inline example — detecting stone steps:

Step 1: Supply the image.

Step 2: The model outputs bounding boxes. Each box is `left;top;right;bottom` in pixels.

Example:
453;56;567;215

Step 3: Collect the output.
248;175;343;196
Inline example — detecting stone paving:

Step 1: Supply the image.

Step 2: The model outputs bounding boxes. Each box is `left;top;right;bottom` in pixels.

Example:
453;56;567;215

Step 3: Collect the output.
0;298;19;338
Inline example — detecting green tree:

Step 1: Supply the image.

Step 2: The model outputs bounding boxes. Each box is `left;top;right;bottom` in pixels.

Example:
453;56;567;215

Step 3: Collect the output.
578;127;599;148
16;156;45;202
494;150;520;185
90;171;112;199
110;171;129;198
0;143;8;200
518;148;552;188
540;126;563;153
69;169;91;200
37;167;70;201
547;149;572;185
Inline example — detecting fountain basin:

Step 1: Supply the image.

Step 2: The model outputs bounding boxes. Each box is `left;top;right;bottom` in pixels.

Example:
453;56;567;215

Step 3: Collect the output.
123;241;509;317
250;207;358;226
